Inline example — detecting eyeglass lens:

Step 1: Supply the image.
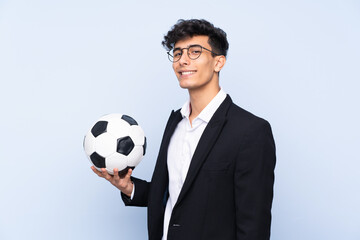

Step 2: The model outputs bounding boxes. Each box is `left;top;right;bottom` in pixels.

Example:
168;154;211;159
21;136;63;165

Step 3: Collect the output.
171;45;202;62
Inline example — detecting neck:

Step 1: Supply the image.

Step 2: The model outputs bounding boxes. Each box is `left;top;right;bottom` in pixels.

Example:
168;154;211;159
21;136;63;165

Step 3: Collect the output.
188;85;221;123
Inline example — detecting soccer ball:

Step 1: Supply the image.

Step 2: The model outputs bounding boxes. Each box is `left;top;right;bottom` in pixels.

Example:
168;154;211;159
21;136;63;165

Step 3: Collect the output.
83;114;146;176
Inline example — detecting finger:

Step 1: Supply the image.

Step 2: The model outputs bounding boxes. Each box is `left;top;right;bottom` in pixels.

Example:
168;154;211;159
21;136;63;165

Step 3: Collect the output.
91;166;102;176
113;168;120;181
101;168;112;180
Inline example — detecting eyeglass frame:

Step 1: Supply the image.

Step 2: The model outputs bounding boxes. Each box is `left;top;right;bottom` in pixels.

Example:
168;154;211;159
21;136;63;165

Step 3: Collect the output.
167;44;221;63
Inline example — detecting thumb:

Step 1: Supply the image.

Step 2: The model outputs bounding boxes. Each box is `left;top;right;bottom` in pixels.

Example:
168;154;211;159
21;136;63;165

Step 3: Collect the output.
125;168;133;180
119;167;133;179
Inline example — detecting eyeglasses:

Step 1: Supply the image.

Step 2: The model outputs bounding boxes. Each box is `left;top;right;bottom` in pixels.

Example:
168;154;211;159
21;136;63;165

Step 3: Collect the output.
167;44;220;63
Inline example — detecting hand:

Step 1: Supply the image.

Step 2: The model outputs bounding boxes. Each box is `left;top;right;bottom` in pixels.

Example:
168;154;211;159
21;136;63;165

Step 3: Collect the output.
91;166;134;197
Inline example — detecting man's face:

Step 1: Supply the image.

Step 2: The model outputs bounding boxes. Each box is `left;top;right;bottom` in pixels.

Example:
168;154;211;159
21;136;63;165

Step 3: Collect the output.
172;35;221;92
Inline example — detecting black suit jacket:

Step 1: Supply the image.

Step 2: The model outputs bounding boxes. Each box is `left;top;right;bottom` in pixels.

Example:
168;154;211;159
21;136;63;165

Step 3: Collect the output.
122;95;276;240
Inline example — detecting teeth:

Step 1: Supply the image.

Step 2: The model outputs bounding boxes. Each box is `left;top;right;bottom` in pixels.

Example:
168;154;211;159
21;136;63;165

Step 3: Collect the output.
181;71;195;75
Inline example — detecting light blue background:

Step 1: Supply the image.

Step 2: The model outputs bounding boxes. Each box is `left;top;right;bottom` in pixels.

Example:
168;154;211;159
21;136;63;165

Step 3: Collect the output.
1;0;359;239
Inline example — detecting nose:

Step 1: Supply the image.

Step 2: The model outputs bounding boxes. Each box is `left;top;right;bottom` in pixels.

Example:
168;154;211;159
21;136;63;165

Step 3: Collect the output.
178;49;190;65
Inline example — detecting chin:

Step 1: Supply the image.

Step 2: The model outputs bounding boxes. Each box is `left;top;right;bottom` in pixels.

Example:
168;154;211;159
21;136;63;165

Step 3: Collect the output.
179;81;193;89
179;84;190;89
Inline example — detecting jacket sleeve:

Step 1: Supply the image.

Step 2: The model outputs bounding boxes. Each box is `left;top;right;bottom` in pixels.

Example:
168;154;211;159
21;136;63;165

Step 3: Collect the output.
121;177;150;207
234;120;276;240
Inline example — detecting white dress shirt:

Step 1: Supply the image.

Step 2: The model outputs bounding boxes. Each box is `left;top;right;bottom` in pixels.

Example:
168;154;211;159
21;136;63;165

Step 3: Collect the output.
162;89;227;240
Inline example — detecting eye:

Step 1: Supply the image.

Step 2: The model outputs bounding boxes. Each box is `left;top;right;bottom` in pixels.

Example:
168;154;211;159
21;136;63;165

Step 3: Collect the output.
173;51;182;57
189;47;202;55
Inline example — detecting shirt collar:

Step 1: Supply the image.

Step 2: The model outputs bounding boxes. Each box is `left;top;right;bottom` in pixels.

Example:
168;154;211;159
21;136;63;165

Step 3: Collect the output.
180;89;227;123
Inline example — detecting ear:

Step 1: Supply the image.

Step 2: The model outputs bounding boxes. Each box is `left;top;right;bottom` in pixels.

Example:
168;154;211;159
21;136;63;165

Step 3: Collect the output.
214;55;226;73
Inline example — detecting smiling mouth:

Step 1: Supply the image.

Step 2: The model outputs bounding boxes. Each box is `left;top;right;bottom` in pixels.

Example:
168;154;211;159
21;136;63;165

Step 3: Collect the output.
180;71;196;76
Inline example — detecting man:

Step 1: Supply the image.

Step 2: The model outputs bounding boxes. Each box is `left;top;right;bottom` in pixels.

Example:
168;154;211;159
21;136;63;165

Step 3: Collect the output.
92;19;276;240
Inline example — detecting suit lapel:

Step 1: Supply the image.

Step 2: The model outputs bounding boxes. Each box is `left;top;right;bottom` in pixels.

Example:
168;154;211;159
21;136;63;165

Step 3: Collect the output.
162;110;183;155
152;109;182;181
175;96;233;206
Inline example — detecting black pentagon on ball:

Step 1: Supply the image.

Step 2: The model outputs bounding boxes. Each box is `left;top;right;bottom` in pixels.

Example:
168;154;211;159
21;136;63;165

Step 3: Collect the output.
117;136;134;156
91;121;108;137
90;152;106;168
143;137;147;156
121;115;138;126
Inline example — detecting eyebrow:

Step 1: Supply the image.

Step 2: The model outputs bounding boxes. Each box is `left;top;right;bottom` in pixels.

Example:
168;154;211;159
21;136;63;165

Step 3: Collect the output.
173;44;201;52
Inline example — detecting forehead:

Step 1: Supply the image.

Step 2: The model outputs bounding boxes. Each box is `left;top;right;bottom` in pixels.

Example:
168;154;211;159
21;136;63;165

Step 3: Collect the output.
174;35;210;48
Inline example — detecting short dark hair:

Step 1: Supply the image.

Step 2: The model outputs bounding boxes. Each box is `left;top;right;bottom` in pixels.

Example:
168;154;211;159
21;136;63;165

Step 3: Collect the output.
162;19;229;57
